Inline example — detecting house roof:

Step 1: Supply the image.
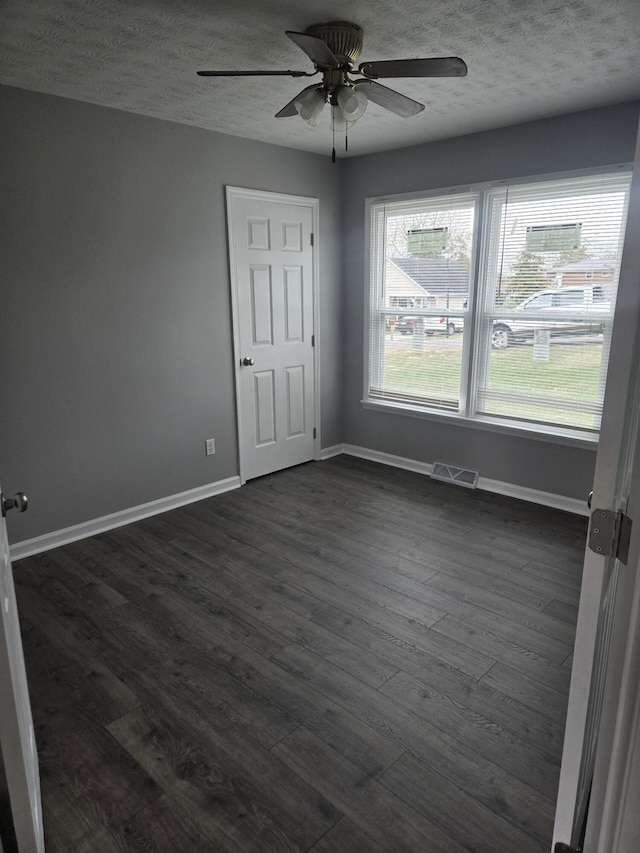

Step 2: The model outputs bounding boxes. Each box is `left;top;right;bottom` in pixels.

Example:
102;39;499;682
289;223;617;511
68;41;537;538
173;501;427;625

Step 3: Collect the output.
551;260;617;272
389;257;470;295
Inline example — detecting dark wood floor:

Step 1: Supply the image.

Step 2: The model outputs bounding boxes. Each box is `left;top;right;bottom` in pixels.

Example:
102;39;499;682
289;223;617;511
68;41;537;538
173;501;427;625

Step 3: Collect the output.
7;455;587;852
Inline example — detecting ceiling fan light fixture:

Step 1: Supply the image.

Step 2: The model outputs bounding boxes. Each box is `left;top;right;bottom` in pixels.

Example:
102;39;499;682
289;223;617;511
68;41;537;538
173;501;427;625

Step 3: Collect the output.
336;85;367;123
294;87;326;126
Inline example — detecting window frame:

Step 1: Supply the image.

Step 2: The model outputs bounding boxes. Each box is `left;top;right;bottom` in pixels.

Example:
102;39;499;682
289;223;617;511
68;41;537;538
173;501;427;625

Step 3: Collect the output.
363;166;632;448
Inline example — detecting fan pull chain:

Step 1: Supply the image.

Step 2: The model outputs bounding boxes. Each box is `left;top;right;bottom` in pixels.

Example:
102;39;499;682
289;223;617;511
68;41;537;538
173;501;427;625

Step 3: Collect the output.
332;124;336;163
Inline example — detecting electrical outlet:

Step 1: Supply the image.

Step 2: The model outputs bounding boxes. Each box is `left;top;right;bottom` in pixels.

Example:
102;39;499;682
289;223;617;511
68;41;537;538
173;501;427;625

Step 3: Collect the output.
205;438;216;456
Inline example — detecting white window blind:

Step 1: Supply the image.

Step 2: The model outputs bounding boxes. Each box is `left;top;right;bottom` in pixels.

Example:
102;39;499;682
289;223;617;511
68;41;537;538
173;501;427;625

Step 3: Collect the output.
475;172;630;433
365;169;632;438
367;193;476;412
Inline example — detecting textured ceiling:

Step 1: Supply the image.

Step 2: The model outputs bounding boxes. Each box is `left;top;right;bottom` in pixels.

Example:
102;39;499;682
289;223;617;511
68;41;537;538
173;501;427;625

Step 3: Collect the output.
1;0;639;157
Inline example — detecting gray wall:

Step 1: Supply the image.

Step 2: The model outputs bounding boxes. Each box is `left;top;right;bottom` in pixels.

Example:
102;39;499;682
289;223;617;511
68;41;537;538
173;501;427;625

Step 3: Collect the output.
342;101;640;501
1;85;343;542
3;85;638;545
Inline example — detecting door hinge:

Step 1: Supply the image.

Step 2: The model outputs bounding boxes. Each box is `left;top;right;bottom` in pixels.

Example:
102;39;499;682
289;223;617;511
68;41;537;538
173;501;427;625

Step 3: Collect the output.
554;843;581;853
313;427;317;439
311;334;315;347
588;508;632;564
310;232;314;246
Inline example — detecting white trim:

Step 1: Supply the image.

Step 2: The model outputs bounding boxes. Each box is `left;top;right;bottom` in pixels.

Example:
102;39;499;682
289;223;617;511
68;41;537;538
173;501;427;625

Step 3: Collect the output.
336;443;588;515
226;186;321;481
343;444;434;476
319;444;345;460
9;476;241;562
477;473;588;515
311;201;322;460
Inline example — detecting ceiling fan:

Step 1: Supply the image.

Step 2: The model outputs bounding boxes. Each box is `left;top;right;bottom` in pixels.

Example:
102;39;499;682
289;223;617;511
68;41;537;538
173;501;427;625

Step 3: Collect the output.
197;21;467;158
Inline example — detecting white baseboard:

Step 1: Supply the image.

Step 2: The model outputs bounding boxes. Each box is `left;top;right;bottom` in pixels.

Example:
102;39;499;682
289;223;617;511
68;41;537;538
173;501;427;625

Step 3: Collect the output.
10;476;241;562
319;444;345;460
337;443;588;516
10;444;588;562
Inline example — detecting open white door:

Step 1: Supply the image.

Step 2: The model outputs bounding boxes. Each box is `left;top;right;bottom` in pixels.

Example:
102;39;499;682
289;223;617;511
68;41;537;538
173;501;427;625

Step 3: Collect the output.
553;120;640;851
0;488;44;852
227;187;319;482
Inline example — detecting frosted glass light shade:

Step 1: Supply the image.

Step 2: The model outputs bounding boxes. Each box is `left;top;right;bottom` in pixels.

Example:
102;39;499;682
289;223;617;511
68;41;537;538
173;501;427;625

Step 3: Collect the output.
336;86;367;122
330;104;347;132
294;88;326;126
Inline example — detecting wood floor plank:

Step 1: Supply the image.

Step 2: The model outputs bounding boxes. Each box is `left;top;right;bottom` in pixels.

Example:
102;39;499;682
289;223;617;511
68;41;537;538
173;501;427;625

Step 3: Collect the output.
16;588;139;726
425;571;577;647
311;604;563;757
307;816;388;853
272;726;468;853
278;554;447;627
270;641;557;845
118;793;249;853
111;593;405;780
22;641;161;850
108;706;325;853
202;492;356;567
312;601;495;679
388;538;582;609
522;557;584;591
480;662;570;725
166;536;398;688
441;598;574;663
378;669;560;798
139;504;282;575
432;614;573;694
544;598;580;625
379;750;547;853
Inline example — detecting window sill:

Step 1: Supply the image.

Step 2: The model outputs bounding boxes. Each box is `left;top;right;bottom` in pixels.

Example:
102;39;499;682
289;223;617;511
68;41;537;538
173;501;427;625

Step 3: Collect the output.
361;398;599;450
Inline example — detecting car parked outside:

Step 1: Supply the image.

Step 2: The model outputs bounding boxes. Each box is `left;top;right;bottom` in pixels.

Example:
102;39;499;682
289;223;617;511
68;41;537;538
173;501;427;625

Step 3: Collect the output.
393;314;462;336
491;285;612;349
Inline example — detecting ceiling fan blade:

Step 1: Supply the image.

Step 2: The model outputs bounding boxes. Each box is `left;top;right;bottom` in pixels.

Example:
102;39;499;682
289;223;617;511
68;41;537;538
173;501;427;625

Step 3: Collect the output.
354;80;424;117
275;84;322;118
358;57;468;78
285;30;339;68
197;69;311;77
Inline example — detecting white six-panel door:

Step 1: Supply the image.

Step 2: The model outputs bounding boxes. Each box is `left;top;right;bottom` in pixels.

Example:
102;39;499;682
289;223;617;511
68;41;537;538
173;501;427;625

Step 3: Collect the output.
227;188;318;482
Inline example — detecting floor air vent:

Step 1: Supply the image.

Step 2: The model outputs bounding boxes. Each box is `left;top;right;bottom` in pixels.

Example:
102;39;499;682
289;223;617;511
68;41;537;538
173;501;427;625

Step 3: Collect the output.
431;462;479;489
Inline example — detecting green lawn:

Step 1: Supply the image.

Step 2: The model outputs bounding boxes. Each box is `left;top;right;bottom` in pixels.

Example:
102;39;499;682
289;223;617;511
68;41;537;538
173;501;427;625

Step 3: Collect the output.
382;340;604;428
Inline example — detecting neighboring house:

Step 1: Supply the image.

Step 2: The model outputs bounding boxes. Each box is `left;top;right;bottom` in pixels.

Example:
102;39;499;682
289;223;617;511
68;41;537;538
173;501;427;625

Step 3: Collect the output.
385;257;469;311
550;259;617;291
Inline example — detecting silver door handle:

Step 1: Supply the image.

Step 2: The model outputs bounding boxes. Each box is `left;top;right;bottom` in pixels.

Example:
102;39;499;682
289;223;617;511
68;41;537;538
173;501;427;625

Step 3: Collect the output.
242;357;255;366
2;492;28;515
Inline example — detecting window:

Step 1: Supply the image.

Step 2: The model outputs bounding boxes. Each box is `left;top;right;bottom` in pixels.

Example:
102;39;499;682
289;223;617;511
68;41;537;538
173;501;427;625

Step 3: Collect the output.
366;169;632;439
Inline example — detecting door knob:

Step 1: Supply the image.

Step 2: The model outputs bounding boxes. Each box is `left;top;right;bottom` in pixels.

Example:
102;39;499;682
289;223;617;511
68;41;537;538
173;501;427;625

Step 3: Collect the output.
2;492;28;515
242;357;255;366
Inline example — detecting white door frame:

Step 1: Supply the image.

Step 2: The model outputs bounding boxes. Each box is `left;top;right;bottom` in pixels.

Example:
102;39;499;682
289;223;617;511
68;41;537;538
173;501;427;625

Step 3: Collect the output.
553;120;640;850
0;490;45;852
226;186;321;484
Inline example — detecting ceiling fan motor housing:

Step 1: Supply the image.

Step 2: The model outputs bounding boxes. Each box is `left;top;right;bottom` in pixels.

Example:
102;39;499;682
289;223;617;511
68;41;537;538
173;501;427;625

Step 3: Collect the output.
306;21;363;68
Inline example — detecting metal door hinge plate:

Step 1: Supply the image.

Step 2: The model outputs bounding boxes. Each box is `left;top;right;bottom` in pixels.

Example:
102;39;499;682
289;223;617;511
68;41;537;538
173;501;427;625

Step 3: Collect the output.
589;508;632;564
